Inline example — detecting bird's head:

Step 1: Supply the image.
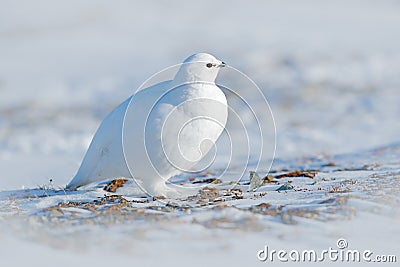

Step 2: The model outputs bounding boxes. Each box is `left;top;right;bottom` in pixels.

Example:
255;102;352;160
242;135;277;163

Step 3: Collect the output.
174;53;226;84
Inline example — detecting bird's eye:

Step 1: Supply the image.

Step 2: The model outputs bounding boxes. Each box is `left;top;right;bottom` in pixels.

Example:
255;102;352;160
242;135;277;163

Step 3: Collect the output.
206;63;213;68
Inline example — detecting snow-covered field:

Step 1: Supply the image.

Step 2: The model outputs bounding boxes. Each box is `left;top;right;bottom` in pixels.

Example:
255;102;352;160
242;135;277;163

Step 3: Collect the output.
1;0;399;266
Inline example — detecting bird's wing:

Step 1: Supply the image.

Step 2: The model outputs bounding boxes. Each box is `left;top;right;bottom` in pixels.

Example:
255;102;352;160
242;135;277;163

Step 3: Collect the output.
67;80;173;189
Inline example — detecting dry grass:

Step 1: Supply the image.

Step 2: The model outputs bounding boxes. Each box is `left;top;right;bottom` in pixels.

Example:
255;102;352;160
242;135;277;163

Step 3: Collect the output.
103;178;129;192
275;170;317;179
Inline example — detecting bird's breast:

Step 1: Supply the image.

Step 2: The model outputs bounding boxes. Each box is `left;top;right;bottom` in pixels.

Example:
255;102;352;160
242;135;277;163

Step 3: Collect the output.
158;84;228;169
123;82;228;177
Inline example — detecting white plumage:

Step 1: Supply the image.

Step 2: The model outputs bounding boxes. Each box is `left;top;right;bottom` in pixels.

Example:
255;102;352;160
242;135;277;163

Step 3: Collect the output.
66;53;227;196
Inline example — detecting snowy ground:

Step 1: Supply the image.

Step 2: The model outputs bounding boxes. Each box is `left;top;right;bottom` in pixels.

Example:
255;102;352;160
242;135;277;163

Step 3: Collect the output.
1;0;400;266
1;145;399;266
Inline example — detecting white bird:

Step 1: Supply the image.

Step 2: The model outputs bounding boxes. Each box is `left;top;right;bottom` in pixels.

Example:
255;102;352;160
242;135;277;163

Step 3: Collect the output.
66;53;228;197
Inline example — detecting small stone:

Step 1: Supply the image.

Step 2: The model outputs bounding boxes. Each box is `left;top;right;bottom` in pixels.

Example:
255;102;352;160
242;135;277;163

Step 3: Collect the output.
248;171;263;192
263;174;275;183
276;183;294;191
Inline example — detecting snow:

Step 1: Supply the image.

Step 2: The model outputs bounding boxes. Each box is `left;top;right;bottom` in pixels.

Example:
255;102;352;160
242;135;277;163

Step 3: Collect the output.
1;0;400;266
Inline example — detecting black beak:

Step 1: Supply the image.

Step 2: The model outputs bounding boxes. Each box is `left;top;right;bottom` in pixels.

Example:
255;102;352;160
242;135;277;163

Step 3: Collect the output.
219;62;226;67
